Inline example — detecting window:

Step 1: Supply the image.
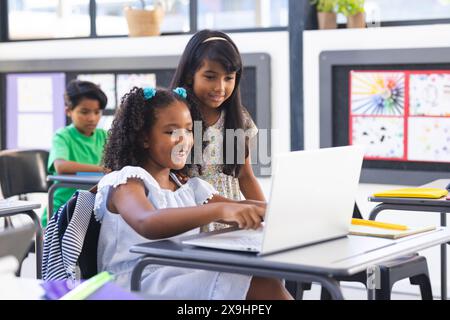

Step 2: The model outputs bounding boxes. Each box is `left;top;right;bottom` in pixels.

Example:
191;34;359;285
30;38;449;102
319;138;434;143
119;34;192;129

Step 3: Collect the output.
338;0;450;24
4;0;289;41
73;72;157;131
7;0;91;40
6;73;66;149
198;0;288;30
371;0;450;22
95;0;190;36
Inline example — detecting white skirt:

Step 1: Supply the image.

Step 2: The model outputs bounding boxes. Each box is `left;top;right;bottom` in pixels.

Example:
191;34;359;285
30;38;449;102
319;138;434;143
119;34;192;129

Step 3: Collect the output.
138;266;253;300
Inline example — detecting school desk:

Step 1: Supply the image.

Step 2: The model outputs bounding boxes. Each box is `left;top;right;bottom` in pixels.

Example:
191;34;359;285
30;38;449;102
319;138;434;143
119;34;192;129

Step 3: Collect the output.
129;227;450;300
0;200;42;278
369;179;450;300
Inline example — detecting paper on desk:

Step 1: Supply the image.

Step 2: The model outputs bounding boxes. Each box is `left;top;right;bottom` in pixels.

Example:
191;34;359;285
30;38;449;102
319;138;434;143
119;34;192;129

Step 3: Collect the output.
349;224;436;239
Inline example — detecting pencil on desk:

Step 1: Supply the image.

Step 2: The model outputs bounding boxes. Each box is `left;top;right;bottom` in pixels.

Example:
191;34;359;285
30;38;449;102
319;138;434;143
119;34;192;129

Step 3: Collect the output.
351;218;408;231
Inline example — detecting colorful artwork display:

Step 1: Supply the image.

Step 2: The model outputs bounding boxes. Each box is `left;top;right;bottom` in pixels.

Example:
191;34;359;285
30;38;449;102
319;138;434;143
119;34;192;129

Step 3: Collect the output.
350;70;450;163
350;72;405;116
409;73;450;116
351;117;404;159
408;117;450;162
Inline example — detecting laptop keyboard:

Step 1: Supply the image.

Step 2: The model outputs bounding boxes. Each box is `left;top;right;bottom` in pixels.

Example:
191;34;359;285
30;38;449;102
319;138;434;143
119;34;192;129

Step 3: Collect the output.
182;228;264;252
232;233;263;247
199;230;263;248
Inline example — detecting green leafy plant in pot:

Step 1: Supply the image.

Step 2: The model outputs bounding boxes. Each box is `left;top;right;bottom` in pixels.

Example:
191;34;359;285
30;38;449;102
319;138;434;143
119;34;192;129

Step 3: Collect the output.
337;0;365;28
310;0;338;30
124;0;165;37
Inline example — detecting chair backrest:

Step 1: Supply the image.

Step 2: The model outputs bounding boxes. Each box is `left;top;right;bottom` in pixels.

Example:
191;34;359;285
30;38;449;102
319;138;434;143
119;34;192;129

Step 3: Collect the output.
0;149;50;198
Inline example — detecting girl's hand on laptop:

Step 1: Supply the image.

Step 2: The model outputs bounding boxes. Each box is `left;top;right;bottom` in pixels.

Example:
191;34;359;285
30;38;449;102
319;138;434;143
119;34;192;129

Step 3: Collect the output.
218;203;265;230
207;194;266;209
240;199;267;209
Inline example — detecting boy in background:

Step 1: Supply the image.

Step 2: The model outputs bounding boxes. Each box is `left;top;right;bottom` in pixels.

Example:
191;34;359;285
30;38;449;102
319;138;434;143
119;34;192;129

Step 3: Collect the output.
42;80;108;227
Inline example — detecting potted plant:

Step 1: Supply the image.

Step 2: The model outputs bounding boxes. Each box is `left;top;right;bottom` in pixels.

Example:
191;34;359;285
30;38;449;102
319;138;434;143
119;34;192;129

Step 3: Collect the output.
124;0;164;37
337;0;366;28
310;0;337;30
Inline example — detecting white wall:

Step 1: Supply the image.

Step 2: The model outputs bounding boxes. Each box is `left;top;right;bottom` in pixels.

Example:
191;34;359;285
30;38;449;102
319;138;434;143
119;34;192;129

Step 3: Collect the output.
304;24;450;298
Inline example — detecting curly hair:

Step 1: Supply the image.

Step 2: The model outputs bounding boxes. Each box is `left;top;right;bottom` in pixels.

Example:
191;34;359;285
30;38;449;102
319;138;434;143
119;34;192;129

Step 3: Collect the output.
103;87;188;171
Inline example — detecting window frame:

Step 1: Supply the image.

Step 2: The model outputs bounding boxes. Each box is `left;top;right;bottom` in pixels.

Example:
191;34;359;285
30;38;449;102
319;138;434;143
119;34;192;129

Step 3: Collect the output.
0;0;290;42
2;1;450;42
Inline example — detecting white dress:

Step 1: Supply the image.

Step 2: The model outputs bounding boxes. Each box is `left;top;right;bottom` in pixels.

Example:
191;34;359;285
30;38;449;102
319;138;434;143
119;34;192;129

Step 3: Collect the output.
94;166;252;300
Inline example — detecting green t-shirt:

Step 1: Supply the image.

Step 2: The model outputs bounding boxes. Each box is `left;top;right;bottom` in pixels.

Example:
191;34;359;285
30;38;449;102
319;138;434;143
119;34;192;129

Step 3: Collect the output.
42;124;107;227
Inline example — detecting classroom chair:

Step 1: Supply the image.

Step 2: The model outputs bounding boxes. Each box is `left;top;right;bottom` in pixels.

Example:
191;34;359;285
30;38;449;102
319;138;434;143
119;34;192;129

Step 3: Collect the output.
0;149;50;201
0;149;50;274
286;203;433;300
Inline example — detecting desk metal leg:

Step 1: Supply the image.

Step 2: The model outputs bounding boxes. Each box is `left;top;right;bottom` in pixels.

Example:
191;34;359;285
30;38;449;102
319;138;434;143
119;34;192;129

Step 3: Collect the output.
130;257;150;291
368;203;391;221
6;210;43;279
130;256;345;300
441;212;447;300
366;265;380;300
316;278;343;300
47;183;58;222
369;203;449;300
25;210;43;279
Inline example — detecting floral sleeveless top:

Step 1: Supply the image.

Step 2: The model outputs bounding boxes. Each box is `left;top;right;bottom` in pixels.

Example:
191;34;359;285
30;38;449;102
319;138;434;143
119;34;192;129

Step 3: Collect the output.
188;108;258;232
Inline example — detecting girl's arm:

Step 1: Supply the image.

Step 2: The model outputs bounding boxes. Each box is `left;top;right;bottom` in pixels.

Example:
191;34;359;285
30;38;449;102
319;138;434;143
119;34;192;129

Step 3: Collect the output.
109;179;265;240
238;155;266;201
54;159;104;174
208;194;266;209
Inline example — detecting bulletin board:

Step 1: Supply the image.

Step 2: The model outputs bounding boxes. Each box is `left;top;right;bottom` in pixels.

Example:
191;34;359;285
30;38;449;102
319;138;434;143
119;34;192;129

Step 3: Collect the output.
319;48;450;185
349;70;450;164
0;53;271;176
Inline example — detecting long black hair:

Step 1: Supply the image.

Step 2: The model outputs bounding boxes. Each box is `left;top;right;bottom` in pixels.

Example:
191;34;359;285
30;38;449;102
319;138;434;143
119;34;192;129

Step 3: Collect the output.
103;87;188;171
171;29;249;178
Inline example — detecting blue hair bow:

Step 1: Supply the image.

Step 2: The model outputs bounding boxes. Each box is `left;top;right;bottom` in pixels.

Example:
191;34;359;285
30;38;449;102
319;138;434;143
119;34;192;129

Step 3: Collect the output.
143;87;187;101
143;87;156;100
173;87;187;99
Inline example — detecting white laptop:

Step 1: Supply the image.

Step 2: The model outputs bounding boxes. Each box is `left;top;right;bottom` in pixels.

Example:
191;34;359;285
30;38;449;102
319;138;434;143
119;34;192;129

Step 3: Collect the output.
182;145;365;256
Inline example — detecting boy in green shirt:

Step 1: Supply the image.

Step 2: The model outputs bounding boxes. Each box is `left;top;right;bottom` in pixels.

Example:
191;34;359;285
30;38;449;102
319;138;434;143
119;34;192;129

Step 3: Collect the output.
42;80;108;227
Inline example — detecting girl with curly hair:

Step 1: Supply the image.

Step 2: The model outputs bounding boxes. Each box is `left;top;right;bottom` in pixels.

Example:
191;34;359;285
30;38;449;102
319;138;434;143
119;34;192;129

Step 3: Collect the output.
96;87;292;300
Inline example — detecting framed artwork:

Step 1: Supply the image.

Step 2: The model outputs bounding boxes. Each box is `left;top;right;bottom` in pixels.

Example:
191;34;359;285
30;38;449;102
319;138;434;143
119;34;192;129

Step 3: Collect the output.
350;70;450;163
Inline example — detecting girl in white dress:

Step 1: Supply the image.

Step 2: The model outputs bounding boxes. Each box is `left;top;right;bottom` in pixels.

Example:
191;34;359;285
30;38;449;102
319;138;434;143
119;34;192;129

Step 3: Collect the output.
95;87;292;300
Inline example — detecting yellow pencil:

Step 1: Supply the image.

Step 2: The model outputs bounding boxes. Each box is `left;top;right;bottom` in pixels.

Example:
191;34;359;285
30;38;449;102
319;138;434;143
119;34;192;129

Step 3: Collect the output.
351;218;408;231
